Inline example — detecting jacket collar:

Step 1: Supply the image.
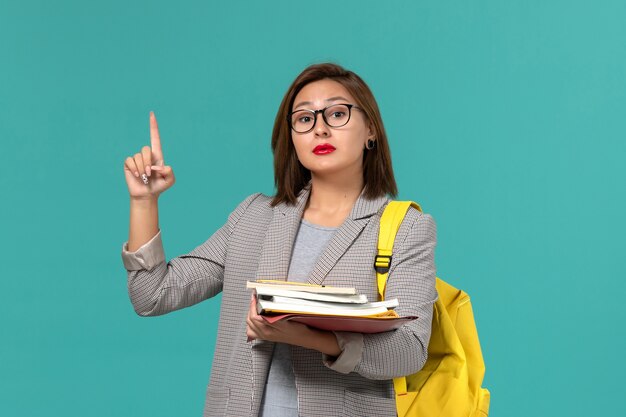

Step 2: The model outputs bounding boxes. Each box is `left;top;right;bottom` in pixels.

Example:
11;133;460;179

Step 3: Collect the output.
256;181;390;284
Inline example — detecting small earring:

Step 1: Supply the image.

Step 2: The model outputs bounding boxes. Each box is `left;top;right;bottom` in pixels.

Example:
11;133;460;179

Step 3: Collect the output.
366;139;376;150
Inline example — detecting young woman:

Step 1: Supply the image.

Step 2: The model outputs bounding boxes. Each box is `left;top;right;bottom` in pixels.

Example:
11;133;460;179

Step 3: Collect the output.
122;63;437;417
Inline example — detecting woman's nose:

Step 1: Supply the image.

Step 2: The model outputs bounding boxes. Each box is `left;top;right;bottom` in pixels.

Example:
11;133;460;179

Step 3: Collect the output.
314;112;330;137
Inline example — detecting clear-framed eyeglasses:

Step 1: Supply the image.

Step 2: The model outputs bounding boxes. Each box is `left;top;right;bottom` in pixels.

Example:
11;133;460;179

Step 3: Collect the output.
287;103;364;134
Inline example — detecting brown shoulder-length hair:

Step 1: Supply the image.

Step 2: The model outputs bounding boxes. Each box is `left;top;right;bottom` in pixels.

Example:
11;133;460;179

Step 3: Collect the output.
271;62;398;206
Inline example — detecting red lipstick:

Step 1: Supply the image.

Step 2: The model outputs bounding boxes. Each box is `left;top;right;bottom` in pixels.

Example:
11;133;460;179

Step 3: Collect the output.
313;144;336;155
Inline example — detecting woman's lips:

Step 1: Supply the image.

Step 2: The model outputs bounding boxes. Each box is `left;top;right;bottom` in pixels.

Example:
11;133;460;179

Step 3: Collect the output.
313;144;336;155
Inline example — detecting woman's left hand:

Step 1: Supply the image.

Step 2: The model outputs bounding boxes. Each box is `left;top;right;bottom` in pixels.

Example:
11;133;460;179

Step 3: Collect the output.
246;295;342;356
246;295;309;344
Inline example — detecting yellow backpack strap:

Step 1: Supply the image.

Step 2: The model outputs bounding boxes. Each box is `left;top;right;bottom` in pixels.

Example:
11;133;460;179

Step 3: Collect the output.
376;201;422;301
376;200;422;400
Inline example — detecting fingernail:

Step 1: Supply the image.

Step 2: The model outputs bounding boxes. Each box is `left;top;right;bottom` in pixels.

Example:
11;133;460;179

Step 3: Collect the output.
146;166;151;176
141;174;149;185
134;171;139;178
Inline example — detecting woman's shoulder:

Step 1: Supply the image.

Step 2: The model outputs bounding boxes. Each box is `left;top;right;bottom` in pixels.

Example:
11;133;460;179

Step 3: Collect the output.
380;200;436;242
403;204;436;245
237;192;273;207
380;200;435;224
407;204;434;224
219;192;275;231
229;192;275;219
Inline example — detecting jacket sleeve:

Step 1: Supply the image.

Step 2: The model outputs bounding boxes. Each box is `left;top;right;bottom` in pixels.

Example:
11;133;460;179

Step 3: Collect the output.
121;193;261;317
323;211;437;379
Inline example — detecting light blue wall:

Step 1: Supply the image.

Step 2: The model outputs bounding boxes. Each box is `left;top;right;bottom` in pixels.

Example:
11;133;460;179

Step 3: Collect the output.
1;1;624;416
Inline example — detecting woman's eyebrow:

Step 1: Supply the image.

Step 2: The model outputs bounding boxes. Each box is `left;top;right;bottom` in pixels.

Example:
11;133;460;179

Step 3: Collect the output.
325;96;349;103
293;96;350;110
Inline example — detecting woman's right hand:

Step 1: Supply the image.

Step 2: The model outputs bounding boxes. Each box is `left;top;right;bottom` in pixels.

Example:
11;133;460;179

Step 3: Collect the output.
124;111;176;200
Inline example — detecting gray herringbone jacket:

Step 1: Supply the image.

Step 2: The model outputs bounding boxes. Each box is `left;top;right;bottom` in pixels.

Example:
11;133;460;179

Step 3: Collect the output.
121;185;437;416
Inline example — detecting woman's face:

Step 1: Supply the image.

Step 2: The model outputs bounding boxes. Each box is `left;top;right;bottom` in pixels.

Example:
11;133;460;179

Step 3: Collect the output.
290;79;373;179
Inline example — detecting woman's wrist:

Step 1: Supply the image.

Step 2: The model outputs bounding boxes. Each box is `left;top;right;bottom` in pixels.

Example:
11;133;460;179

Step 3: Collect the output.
130;196;159;207
128;197;160;252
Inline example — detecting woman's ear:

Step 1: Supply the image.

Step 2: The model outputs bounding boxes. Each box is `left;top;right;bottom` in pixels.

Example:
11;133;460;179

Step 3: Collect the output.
367;121;375;140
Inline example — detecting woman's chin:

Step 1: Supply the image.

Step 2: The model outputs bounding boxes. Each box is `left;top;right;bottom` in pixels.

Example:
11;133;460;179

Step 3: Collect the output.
309;166;363;181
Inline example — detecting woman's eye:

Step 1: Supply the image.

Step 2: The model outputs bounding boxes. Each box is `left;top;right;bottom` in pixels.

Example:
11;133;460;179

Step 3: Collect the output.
331;111;346;119
299;116;312;123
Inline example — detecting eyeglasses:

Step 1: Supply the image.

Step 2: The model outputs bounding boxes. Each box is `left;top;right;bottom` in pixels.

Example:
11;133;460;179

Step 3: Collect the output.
287;103;363;134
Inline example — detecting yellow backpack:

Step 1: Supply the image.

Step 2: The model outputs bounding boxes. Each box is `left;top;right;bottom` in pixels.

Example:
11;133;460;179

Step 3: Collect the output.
376;201;491;417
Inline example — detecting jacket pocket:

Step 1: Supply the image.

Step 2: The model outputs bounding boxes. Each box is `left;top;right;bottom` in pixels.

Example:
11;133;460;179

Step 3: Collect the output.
203;386;230;417
343;389;397;417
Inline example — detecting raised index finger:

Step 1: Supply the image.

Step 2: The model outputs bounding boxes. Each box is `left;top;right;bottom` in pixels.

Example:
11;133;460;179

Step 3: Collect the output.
150;111;164;164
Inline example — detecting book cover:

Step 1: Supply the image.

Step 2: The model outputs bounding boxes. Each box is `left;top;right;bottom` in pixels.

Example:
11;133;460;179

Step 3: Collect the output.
256;298;398;316
246;280;357;295
261;313;418;333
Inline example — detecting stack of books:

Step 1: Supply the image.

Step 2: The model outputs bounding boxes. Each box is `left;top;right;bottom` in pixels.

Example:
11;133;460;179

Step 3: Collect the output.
247;280;418;333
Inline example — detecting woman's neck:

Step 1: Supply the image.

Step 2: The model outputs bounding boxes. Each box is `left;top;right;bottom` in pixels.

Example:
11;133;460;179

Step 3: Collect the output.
303;174;364;228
